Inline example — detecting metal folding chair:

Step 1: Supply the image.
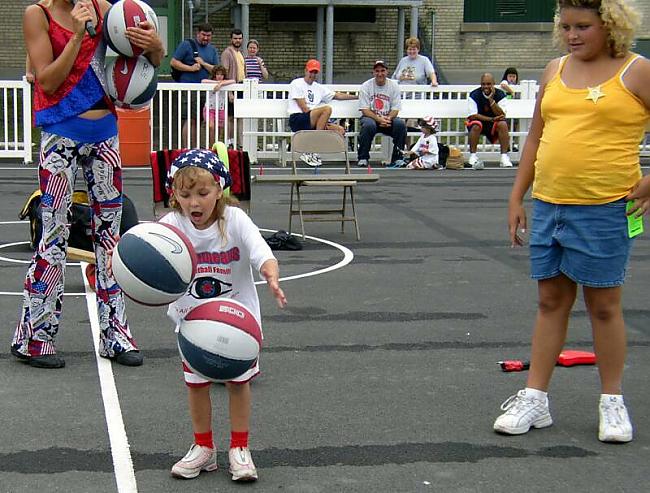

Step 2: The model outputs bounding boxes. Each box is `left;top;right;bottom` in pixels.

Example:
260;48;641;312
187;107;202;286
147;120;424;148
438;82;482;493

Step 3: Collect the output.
289;130;360;240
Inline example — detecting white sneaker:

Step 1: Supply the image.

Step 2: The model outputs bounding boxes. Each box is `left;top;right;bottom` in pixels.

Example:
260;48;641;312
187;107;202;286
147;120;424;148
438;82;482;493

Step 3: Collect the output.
357;159;368;168
171;444;218;479
468;154;483;170
300;153;321;167
229;447;258;481
500;154;513;168
493;389;553;435
599;395;633;443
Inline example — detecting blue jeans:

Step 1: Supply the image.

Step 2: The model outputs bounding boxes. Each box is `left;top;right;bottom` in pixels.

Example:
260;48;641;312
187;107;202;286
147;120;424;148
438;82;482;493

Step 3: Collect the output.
357;116;407;163
530;198;633;287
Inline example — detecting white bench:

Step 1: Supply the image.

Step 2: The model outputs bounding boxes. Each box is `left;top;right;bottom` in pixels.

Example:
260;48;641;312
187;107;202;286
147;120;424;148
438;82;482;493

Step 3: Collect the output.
235;97;534;166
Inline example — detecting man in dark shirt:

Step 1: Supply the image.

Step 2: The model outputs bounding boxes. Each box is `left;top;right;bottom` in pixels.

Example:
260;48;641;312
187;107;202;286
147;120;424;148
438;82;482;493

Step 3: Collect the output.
170;23;219;83
466;73;513;169
170;24;220;147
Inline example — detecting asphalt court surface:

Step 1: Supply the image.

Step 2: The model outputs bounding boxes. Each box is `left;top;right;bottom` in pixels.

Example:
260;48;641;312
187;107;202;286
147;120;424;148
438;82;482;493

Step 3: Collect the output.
1;162;650;493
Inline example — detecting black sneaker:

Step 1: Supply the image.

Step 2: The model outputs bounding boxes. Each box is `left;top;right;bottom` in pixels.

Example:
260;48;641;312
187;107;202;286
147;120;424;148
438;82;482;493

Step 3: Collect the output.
112;350;143;367
29;354;65;369
11;346;30;362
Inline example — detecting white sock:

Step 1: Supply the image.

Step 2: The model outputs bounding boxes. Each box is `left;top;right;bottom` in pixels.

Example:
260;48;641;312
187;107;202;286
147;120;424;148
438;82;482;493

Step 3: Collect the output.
525;387;547;400
601;393;624;403
501;153;509;159
470;153;478;160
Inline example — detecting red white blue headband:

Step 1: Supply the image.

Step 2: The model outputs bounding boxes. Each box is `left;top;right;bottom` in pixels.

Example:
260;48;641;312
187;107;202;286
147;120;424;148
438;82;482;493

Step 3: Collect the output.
166;149;232;191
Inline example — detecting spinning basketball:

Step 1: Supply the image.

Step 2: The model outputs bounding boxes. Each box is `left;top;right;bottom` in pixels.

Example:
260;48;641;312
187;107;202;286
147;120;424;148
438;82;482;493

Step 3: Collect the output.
104;0;159;58
112;222;197;306
105;55;158;109
178;299;262;382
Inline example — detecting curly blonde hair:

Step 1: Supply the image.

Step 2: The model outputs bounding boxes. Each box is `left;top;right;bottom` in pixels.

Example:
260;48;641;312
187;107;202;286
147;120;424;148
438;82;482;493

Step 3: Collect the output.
169;167;238;245
554;0;641;57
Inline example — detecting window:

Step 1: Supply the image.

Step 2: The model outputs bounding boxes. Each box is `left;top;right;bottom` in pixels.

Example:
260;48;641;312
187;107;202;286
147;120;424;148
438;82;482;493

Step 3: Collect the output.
464;0;555;23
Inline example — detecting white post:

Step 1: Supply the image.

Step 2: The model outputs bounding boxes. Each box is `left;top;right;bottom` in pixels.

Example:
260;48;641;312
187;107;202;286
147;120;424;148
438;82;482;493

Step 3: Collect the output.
243;78;258;163
22;77;32;164
518;80;537;155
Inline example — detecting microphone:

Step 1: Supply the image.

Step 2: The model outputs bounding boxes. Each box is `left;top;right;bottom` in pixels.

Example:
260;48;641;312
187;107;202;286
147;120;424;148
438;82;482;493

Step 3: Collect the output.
71;0;96;38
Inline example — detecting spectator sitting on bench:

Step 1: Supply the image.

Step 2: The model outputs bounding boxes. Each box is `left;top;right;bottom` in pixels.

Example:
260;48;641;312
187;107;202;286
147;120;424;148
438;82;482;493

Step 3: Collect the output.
466;73;513;170
287;59;357;167
357;60;407;168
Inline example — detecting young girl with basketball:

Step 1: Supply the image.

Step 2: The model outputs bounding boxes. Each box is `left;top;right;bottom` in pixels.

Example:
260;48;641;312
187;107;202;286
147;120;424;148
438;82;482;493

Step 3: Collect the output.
201;65;235;143
494;0;650;443
13;0;162;368
161;149;287;482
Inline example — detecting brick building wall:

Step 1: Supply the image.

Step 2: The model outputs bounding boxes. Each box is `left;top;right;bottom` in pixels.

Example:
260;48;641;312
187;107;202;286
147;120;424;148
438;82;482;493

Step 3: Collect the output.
1;1;33;77
2;0;649;82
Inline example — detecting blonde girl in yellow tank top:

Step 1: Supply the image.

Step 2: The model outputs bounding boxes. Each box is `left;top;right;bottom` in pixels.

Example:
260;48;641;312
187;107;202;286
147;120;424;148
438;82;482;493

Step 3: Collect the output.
494;0;650;443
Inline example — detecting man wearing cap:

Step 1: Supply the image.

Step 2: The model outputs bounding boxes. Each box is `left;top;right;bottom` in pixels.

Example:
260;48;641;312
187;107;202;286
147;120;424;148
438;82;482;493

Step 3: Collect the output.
287;59;357;166
357;60;407;168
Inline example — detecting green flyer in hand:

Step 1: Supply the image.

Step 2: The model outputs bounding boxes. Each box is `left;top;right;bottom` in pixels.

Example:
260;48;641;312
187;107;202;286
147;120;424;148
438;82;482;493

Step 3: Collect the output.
626;201;644;238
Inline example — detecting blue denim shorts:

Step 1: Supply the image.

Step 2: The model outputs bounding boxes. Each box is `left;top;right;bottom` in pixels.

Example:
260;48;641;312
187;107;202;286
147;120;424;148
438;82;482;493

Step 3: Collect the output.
529;198;634;287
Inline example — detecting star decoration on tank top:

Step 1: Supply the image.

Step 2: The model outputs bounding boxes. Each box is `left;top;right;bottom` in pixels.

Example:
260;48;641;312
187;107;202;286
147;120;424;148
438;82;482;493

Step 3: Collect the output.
585;85;606;103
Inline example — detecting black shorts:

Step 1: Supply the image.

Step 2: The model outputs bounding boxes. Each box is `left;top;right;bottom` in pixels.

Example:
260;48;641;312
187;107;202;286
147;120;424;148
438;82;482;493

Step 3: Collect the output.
289;112;313;132
466;119;499;143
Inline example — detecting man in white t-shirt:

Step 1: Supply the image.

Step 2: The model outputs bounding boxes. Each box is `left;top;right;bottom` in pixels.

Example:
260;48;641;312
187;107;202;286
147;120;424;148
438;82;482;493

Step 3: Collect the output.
287;59;357;166
357;60;407;168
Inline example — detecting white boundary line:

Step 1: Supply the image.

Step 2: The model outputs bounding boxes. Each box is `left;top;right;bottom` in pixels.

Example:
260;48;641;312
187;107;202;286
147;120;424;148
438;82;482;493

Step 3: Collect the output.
0;241;86;296
0;230;355;292
255;229;354;284
81;261;138;493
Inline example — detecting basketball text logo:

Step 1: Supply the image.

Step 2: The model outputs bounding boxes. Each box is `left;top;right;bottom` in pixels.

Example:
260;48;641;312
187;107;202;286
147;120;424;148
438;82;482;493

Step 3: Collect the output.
150;232;183;253
219;305;245;319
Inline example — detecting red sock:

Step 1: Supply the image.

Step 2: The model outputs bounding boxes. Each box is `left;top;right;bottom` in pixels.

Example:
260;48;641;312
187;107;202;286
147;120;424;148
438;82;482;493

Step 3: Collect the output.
194;431;214;449
230;430;249;449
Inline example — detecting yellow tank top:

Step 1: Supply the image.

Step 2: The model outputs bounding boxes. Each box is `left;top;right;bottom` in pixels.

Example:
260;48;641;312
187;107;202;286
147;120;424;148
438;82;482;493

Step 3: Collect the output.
532;54;649;204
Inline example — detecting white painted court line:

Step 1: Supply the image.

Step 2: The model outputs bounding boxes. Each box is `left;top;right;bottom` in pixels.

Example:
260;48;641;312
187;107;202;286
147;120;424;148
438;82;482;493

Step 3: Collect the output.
0;241;86;296
256;229;354;284
81;262;138;493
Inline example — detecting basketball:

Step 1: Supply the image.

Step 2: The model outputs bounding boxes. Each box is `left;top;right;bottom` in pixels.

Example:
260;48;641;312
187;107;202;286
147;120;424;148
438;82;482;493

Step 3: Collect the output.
112;222;197;306
104;0;159;58
105;55;158;109
178;299;262;382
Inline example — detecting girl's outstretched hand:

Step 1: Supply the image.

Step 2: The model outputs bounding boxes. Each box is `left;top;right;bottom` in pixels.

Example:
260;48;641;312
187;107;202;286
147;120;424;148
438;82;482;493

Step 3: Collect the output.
626;176;650;217
508;200;527;247
267;278;287;308
260;259;287;308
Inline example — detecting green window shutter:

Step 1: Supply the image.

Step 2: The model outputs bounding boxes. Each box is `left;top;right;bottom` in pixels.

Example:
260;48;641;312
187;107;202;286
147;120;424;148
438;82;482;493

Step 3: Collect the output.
464;0;555;23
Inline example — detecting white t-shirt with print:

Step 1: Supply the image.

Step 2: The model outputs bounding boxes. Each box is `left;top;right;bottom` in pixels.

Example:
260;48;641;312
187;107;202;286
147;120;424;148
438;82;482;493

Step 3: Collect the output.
287;78;335;115
358;77;402;117
160;207;275;327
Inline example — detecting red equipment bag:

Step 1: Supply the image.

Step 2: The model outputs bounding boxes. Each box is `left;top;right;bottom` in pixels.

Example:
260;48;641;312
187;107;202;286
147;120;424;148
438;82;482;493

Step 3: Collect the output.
556;350;596;367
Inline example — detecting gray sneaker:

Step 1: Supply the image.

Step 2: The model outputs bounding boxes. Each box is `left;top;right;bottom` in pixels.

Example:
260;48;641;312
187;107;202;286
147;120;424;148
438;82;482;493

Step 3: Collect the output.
357;159;368;167
493;389;553;435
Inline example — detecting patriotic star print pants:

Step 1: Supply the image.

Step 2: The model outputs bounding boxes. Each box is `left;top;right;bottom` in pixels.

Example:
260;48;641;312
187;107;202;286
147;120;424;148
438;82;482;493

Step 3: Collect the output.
12;132;137;358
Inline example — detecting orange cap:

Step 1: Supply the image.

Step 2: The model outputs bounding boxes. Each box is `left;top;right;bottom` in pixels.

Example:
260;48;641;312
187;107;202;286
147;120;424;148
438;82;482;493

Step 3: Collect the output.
305;59;321;73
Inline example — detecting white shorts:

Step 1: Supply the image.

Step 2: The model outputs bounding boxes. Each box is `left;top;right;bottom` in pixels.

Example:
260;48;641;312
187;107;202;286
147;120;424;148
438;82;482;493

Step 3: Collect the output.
181;358;260;387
